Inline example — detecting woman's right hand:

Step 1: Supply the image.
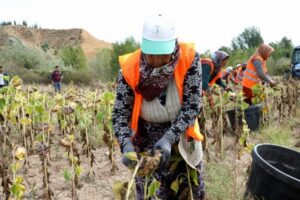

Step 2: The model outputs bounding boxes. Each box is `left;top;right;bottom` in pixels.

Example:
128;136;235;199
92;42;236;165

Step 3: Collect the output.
269;80;277;87
153;135;173;168
121;141;137;168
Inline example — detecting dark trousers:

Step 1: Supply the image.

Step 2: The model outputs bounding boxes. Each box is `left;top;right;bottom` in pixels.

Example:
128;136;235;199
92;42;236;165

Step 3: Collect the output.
243;86;253;105
53;82;61;92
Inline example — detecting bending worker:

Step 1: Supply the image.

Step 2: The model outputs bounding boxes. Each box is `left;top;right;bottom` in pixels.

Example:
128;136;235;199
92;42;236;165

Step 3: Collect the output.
242;44;276;104
112;14;205;199
201;51;231;107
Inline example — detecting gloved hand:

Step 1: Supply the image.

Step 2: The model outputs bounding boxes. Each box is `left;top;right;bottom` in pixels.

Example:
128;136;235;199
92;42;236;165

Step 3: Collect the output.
229;92;237;101
225;87;233;92
153;134;173;168
121;141;137;168
269;80;277;87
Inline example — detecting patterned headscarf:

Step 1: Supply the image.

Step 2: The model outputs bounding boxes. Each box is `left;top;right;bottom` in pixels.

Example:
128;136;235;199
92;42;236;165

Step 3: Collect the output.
136;42;180;101
211;51;229;70
256;44;274;60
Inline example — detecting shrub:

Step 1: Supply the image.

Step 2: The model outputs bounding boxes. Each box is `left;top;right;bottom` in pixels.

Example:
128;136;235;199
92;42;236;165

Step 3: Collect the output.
0;43;63;70
61;69;96;85
268;57;290;75
20;69;50;84
41;43;49;52
60;46;87;70
88;48;112;82
110;37;140;80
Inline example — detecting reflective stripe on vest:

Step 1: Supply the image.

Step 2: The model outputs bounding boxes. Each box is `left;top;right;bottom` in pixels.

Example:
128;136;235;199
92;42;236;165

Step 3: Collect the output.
242;55;268;88
201;58;222;87
220;69;227;78
209;71;222;87
243;74;260;82
119;43;204;141
201;58;215;75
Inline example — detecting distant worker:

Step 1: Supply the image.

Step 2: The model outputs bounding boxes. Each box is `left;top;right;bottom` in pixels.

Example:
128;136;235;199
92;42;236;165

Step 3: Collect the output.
228;66;240;85
51;65;63;92
201;51;231;107
235;62;247;83
0;66;10;88
221;66;233;84
242;44;276;104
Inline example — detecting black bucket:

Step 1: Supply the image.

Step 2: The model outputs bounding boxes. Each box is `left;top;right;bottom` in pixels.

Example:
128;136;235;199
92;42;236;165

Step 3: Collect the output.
245;144;300;200
226;104;262;131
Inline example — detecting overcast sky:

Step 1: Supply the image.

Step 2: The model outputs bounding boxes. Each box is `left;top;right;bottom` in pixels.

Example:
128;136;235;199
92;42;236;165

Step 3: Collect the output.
1;0;300;52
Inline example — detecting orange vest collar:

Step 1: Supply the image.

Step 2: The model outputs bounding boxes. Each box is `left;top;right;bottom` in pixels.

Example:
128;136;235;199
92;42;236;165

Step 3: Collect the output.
119;43;203;141
242;55;268;88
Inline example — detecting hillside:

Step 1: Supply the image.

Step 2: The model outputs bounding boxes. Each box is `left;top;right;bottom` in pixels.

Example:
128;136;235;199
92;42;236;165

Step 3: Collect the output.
0;25;111;57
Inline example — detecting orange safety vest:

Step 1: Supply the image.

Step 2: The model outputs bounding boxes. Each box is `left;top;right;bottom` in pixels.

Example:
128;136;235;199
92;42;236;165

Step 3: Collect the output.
220;69;230;84
220;69;227;79
236;67;244;83
228;72;235;84
119;43;204;141
242;55;268;88
201;58;222;87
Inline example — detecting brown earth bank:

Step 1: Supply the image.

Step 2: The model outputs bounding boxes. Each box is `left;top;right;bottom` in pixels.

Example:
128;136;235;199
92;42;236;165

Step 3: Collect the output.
0;25;111;57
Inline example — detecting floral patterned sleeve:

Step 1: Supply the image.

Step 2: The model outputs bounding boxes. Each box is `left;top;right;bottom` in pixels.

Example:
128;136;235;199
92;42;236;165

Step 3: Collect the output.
112;71;135;150
165;52;203;143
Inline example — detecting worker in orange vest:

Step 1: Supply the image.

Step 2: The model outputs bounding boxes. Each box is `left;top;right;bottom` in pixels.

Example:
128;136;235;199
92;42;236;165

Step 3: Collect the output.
228;66;239;85
221;66;234;84
235;62;247;84
201;51;231;107
242;44;276;104
112;14;205;199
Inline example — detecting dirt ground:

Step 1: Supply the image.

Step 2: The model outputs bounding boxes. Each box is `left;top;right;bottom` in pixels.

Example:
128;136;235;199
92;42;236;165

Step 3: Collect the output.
1;118;299;200
18;136;252;200
19;146;131;200
0;134;251;200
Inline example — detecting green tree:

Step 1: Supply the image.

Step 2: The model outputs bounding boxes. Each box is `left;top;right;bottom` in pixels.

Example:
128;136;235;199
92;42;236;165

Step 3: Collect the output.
268;36;294;75
0;21;12;26
22;20;27;27
200;50;211;58
60;46;87;70
278;36;293;49
269;36;293;59
231;26;264;51
110;36;140;80
41;43;49;52
88;48;112;81
218;46;233;55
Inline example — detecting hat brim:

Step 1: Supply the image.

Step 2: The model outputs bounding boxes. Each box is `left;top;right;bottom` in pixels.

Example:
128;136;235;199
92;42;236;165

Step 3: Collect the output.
178;134;203;169
141;38;176;55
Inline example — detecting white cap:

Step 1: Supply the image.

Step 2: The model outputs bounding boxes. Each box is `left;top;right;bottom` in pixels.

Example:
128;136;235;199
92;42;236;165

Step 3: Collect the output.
141;14;176;55
178;134;203;169
226;66;233;73
142;14;176;41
